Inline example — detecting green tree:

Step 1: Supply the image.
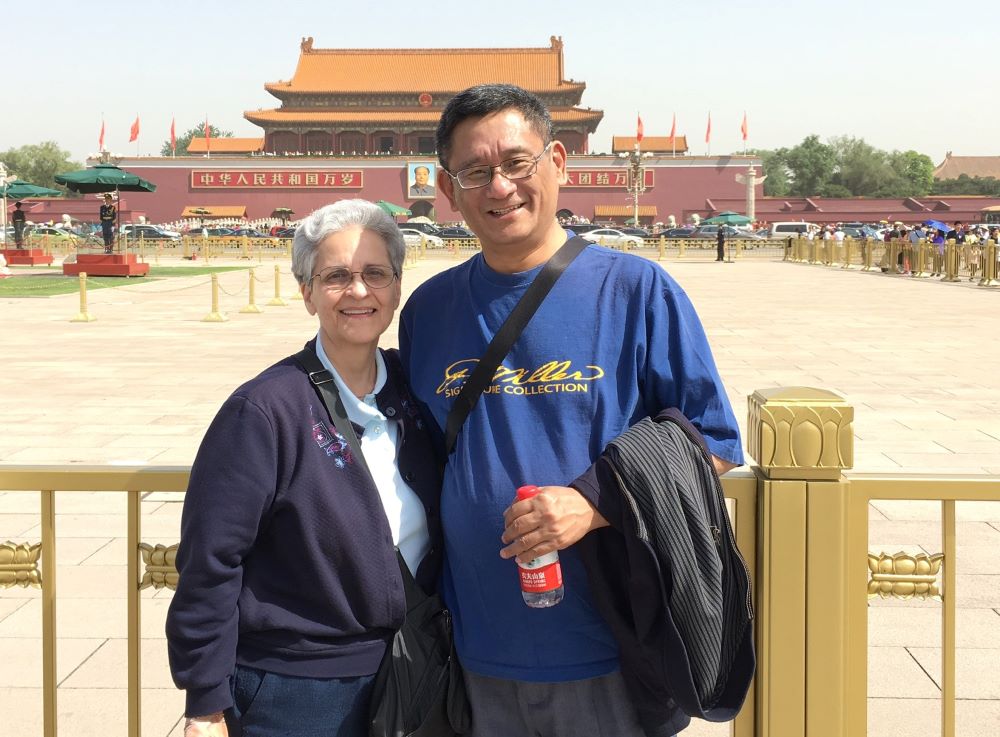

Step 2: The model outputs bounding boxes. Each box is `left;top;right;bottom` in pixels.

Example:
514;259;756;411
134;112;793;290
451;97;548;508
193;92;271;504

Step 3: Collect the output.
828;136;894;197
0;142;82;190
785;135;836;196
932;175;1000;196
746;148;791;197
161;122;234;156
887;150;934;197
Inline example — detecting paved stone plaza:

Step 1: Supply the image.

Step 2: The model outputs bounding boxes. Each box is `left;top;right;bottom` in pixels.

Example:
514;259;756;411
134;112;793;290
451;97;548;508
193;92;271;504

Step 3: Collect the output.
1;253;998;736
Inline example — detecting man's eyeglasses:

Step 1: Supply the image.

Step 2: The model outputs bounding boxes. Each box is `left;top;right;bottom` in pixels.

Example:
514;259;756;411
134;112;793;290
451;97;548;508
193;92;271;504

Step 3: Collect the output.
446;142;553;190
310;266;397;291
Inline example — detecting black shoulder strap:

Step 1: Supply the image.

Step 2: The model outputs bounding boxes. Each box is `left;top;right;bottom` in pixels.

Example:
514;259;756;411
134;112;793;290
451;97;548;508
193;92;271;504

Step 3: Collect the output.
295;346;370;478
295;346;423;585
444;235;589;455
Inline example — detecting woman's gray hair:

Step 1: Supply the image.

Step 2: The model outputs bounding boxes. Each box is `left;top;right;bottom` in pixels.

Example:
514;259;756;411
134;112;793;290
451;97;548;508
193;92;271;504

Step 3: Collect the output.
291;199;406;285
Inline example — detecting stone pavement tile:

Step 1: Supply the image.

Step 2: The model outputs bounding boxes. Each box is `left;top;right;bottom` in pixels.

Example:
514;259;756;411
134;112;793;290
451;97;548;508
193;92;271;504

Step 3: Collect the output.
867;697;1000;737
0;598;31;622
868;607;1000;648
61;638;176;689
953;575;1000;609
867;520;1000;550
0;596;171;639
908;648;1000;698
0;637;105;685
868;646;940;697
0;513;44;538
871;500;1000;523
955;545;1000;575
0;686;186;737
882;453;1000;473
79;536;127;566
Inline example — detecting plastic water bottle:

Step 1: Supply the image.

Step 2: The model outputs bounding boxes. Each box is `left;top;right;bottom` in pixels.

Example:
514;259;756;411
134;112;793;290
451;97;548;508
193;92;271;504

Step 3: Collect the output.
515;485;564;608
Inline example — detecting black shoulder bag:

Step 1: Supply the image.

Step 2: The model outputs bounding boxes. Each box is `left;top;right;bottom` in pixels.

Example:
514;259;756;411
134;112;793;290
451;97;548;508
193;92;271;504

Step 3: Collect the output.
294;347;470;737
443;235;588;455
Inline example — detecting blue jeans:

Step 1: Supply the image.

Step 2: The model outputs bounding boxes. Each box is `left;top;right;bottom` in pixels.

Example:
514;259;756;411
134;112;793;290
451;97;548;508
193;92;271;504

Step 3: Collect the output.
225;665;376;737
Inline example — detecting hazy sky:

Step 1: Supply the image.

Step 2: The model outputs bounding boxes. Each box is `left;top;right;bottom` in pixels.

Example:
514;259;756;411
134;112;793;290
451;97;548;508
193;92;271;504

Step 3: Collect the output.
4;0;991;167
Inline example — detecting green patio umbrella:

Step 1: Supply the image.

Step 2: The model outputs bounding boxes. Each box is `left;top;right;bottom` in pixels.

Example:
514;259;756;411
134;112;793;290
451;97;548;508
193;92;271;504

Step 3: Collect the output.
54;163;156;194
375;200;411;217
702;211;751;226
0;179;63;199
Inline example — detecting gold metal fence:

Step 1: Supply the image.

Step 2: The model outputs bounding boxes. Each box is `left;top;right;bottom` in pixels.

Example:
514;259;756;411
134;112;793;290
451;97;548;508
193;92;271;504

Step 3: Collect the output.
2;387;997;736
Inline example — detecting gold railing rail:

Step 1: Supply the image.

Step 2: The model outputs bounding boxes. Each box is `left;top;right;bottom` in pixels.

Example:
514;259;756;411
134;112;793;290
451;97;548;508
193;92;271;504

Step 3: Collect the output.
3;390;999;736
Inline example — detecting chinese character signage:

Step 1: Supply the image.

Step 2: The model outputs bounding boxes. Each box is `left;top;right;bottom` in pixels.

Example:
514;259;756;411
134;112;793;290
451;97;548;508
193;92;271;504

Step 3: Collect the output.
191;171;364;189
564;170;655;188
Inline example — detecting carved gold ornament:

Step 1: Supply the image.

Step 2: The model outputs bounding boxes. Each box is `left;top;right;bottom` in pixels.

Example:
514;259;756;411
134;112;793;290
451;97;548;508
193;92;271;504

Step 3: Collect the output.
0;540;42;588
138;543;179;590
867;551;943;600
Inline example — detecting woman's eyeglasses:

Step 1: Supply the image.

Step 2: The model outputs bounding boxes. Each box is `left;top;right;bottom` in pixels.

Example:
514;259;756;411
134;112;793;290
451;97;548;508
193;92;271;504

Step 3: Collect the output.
310;266;397;291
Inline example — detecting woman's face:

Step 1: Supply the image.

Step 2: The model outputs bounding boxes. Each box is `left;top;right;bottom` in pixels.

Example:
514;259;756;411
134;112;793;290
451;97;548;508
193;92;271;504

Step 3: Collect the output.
302;225;401;354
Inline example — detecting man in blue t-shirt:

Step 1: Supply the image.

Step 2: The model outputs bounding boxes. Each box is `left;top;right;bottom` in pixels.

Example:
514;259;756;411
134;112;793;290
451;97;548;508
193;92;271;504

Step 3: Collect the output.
399;84;743;737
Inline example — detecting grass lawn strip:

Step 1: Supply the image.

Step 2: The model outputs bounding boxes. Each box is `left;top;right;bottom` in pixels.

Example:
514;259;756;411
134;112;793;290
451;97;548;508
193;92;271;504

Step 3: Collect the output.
0;266;248;298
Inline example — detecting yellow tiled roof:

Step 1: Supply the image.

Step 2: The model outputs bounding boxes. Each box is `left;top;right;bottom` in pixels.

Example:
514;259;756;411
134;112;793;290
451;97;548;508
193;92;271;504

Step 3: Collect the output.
181;206;247;218
933;154;1000;180
265;36;584;95
612;136;689;153
187;138;264;153
594;205;658;216
244;108;602;125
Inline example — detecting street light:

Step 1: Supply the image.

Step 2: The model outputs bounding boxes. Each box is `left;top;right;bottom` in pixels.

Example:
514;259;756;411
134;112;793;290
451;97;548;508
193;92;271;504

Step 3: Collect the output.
618;148;652;227
0;161;15;249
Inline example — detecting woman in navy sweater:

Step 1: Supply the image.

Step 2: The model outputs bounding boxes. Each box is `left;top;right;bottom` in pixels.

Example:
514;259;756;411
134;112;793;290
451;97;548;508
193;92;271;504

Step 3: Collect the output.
167;200;443;737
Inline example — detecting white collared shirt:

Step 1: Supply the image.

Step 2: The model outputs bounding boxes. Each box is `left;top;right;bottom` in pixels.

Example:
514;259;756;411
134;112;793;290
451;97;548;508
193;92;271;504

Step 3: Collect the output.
315;335;430;574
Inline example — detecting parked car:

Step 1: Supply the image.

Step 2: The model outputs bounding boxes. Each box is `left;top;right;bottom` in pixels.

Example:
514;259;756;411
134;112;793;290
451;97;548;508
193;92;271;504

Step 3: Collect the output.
563;223;603;235
127;224;180;241
770;221;818;239
184;226;236;237
401;221;442;237
660;227;696;238
122;223;181;238
229;227;270;238
27;226;78;243
273;227;296;238
692;225;765;240
619;227;651;238
399;228;444;249
580;228;644;249
437;226;475;240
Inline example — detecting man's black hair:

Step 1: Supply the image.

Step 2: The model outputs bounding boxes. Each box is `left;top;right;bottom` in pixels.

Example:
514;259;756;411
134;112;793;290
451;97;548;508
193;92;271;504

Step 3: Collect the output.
436;84;554;170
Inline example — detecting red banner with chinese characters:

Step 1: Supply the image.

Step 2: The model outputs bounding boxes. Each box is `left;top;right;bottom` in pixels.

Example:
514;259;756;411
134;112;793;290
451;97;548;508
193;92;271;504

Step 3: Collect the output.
191;170;364;189
564;169;654;188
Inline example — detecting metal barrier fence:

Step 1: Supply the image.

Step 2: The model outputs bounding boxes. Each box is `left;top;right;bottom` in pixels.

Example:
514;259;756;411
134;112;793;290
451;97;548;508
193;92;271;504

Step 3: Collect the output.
3;388;994;735
785;236;1000;287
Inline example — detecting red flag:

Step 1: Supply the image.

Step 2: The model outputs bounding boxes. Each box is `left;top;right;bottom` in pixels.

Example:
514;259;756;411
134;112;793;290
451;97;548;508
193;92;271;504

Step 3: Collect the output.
668;113;676;145
741;112;748;141
170;117;176;153
636;114;644;143
98;120;105;151
129;116;140;143
705;112;712;144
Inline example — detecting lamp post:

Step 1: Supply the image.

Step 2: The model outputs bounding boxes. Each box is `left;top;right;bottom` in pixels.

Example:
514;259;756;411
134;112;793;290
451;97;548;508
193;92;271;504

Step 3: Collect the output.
0;161;13;249
619;147;650;227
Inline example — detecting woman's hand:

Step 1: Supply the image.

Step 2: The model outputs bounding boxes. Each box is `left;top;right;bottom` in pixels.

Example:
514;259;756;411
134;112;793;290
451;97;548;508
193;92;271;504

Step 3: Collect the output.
184;713;228;737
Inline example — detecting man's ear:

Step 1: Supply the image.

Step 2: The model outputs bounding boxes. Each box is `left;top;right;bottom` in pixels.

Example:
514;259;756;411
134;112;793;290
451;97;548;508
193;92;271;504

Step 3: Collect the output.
438;166;458;210
551;140;569;185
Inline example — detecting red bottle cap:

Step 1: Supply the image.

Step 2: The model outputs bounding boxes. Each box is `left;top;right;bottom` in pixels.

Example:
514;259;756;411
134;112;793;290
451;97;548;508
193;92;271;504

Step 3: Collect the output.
516;485;540;501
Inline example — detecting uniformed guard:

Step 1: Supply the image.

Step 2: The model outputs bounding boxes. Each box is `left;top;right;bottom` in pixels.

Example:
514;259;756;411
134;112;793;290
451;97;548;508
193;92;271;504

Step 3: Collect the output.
99;193;117;253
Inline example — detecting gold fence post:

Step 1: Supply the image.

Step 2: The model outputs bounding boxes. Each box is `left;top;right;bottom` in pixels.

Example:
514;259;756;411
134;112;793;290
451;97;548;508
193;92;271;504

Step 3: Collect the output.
842;237;852;269
658;234;665;261
979;240;998;286
268;265;288;306
41;489;57;737
240;268;263;313
748;387;855;737
678;238;685;259
201;273;228;322
942;239;960;282
71;272;97;322
127;489;142;737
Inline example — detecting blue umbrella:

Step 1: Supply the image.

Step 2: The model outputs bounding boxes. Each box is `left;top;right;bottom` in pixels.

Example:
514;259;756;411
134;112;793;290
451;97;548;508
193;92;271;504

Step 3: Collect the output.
924;219;950;232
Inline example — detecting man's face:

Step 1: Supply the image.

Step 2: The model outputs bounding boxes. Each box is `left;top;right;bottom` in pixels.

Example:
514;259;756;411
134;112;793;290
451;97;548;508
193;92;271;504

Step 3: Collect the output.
439;109;566;256
413;167;429;187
